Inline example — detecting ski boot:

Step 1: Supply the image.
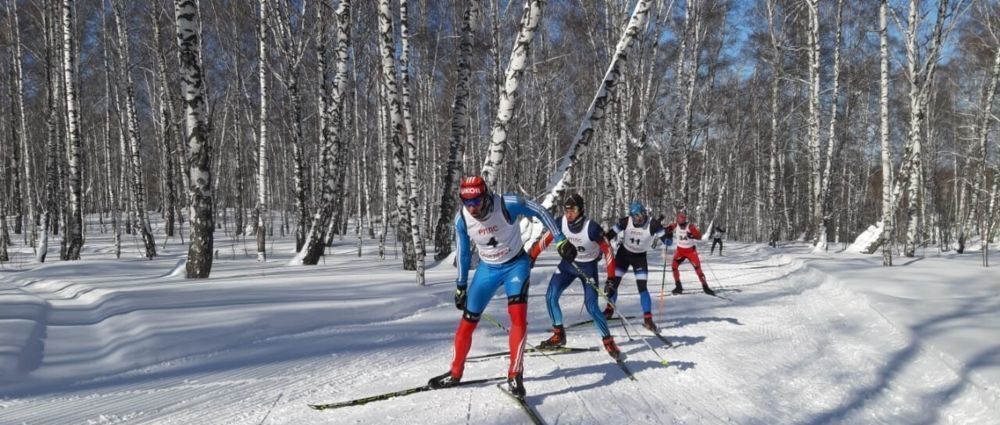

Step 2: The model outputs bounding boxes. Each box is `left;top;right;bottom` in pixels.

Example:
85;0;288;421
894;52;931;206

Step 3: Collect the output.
702;284;716;296
603;304;615;320
537;325;566;349
602;336;624;361
506;373;526;399
671;282;684;295
428;371;461;389
642;313;658;333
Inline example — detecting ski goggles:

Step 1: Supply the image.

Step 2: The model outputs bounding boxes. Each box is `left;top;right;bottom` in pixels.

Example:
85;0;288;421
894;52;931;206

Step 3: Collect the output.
462;196;485;207
563;205;580;213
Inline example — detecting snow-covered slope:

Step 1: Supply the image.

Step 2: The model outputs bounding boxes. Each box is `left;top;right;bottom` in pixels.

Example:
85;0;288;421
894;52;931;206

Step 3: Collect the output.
1;222;997;424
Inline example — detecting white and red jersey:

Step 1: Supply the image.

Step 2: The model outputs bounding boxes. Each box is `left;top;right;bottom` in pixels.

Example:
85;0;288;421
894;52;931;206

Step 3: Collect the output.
460;194;523;264
667;223;702;250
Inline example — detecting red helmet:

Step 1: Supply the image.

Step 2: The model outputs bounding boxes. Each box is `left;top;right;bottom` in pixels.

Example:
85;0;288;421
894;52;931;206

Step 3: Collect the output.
676;212;687;224
460;176;488;200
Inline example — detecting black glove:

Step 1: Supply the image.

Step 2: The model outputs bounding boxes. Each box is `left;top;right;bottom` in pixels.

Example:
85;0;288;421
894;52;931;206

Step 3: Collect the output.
603;230;617;241
556;239;577;262
604;279;617;299
455;287;467;310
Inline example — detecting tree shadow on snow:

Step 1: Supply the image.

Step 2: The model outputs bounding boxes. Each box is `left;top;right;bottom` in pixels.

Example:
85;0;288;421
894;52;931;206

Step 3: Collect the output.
804;296;1000;424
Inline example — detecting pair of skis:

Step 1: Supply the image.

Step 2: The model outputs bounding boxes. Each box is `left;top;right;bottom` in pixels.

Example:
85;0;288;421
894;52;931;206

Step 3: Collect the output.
309;375;548;424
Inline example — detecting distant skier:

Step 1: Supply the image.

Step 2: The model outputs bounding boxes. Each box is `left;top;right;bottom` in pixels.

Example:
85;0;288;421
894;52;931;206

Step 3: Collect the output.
710;225;726;255
528;194;623;360
428;176;576;398
667;212;716;296
602;201;673;332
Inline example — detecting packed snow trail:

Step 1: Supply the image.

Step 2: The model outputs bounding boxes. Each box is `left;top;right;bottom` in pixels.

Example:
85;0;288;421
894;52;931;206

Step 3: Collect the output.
1;223;998;424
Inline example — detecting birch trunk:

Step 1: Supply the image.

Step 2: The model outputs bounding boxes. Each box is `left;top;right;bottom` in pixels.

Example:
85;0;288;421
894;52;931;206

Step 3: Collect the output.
538;0;653;213
814;0;844;252
433;0;475;261
766;0;782;247
805;0;823;250
480;0;543;188
398;0;424;284
298;0;351;265
175;0;215;278
153;12;178;239
61;0;84;260
256;0;269;262
113;0;156;258
377;0;417;271
8;0;35;245
5;1;24;237
879;0;893;266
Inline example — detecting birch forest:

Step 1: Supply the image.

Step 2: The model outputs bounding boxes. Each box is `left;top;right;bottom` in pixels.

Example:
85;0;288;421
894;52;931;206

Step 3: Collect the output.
1;0;999;280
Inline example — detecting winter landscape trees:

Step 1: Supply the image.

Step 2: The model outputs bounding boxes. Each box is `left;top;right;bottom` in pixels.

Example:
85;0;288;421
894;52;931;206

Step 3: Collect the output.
1;0;998;278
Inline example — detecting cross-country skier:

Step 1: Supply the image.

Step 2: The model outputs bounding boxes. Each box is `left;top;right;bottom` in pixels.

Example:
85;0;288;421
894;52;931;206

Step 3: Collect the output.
602;201;673;332
428;176;576;398
667;212;716;296
710;225;726;255
527;194;623;360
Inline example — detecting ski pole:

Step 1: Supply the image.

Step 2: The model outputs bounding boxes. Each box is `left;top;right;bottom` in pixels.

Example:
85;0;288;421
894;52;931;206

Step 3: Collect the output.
481;312;509;333
568;262;670;366
657;255;667;321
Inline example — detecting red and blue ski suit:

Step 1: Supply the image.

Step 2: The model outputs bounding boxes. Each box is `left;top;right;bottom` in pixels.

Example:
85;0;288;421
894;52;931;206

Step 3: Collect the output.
450;193;566;380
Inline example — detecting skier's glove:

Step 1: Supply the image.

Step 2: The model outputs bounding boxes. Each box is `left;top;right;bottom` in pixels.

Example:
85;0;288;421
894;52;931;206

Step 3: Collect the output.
455;287;468;310
665;238;673;247
604;280;617;299
556;239;577;263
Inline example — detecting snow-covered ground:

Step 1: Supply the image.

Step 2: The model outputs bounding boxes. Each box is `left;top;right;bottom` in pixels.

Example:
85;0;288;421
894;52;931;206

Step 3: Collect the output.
1;219;998;425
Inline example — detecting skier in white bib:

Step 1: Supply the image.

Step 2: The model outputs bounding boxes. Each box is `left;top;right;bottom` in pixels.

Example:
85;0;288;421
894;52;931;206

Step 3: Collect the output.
602;201;673;332
528;194;623;360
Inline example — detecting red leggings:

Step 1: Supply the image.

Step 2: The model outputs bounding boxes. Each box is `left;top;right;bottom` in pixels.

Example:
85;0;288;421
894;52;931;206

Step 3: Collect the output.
672;247;707;285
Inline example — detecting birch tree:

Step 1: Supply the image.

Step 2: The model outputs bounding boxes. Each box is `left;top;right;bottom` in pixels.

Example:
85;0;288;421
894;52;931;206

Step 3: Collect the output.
433;0;475;260
7;0;34;246
377;0;419;276
175;0;215;278
60;0;84;260
480;0;543;188
298;0;351;266
398;0;425;284
113;0;156;259
255;0;269;262
880;0;893;266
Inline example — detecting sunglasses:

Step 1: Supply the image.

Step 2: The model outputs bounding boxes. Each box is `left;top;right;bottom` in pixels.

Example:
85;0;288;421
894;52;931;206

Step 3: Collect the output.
564;205;579;212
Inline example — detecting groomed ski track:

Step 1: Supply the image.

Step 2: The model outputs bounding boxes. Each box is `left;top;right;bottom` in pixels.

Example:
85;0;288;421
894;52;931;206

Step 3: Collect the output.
1;231;998;424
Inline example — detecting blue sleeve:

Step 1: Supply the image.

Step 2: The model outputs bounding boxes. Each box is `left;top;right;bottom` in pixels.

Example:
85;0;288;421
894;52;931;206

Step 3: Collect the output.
588;221;602;241
651;220;669;243
454;213;471;287
612;217;628;233
503;194;566;243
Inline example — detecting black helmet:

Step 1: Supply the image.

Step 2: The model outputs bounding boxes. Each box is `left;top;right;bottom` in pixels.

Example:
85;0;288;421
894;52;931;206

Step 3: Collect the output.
563;193;585;214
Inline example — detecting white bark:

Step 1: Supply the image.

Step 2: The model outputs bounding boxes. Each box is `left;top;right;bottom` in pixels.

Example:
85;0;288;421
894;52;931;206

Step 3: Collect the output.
398;0;425;285
880;0;893;266
175;0;215;278
297;0;351;266
433;0;475;261
377;0;418;273
256;0;269;262
113;0;156;259
61;0;84;260
7;0;36;246
814;0;845;253
480;0;543;188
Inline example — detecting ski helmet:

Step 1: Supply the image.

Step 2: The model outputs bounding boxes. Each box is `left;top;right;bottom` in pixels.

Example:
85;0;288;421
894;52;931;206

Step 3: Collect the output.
459;176;488;201
629;201;645;217
563;193;585;214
